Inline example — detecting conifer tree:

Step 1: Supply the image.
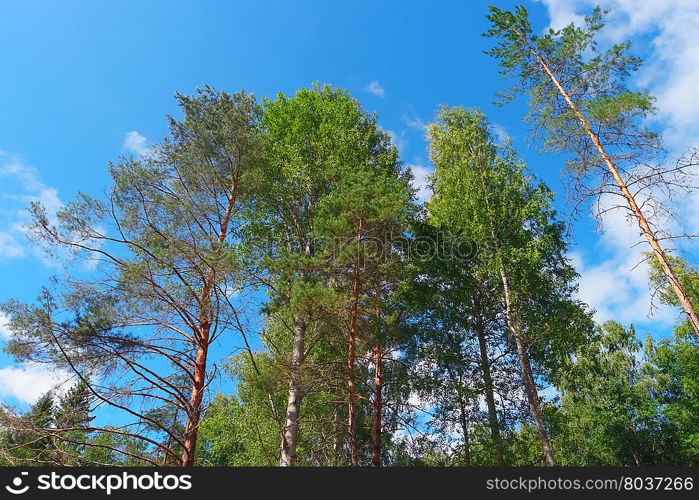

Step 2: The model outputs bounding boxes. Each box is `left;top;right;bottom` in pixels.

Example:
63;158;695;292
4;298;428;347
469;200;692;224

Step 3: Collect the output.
485;5;699;338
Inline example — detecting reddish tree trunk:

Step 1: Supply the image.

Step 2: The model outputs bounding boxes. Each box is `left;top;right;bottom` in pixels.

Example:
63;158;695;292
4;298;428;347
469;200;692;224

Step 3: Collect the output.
347;218;363;466
181;327;209;466
371;342;382;467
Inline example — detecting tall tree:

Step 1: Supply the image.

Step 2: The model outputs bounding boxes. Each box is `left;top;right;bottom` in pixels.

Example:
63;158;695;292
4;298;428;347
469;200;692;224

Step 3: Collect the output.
485;5;699;339
257;84;411;466
1;86;263;465
426;106;591;466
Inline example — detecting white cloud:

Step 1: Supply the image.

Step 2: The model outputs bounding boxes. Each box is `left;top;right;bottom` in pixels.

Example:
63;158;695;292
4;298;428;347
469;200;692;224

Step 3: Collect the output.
535;0;586;30
0;363;71;404
407;164;433;203
490;123;510;144
0;232;25;259
403;109;427;132
0;153;64;264
123;130;150;156
363;81;385;98
0;313;12;339
571;198;678;328
537;0;699;151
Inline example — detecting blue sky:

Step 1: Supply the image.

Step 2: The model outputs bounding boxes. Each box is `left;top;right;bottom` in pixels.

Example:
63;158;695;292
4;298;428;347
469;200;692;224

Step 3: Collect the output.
1;0;698;410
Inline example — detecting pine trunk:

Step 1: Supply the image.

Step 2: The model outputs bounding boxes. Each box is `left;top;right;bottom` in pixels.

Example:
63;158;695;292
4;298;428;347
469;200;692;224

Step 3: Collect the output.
181;329;209;466
347;219;363;466
519;32;699;340
371;342;382;467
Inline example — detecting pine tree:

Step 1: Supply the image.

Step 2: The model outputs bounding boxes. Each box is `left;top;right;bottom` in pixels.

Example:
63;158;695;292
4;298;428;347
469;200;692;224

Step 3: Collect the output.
485;5;699;339
1;86;264;465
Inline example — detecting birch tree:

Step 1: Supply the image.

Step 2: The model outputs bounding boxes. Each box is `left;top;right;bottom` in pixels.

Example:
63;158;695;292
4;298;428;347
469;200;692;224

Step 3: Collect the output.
426;106;591;466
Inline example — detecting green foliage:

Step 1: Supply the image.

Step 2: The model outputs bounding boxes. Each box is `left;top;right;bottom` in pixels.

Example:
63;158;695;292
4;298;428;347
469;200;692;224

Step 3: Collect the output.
650;330;699;462
0;380;97;466
427;106;592;374
485;5;661;181
552;322;685;465
1;78;695;468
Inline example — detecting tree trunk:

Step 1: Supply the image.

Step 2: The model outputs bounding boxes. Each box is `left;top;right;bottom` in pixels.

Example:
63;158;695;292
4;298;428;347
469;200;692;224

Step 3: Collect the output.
279;319;306;466
181;328;209;466
347;219;363;466
371;342;382;467
475;317;504;465
518;32;699;340
499;268;555;466
458;399;471;466
181;173;241;466
475;153;554;465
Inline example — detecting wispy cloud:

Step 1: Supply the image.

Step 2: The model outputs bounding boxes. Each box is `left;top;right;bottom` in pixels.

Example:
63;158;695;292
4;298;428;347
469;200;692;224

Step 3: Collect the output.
363;80;385;98
403;108;427;131
123;130;150;156
0;152;63;264
490;123;510;143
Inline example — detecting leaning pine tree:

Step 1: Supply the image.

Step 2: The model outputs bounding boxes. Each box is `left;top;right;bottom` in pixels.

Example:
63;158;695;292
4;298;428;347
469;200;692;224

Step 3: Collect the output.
485;6;699;338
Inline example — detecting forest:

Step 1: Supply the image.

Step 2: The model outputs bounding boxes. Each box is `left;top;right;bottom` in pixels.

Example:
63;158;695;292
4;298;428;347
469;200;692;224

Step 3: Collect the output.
0;5;698;467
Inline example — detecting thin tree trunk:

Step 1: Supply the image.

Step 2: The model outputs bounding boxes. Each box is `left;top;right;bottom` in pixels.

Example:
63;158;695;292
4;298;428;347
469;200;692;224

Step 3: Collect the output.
332;404;340;465
473;150;555;465
517;32;699;340
371;342;382;467
279;319;306;466
162;408;180;465
499;268;555;466
458;399;471;466
347;218;363;466
475;316;504;465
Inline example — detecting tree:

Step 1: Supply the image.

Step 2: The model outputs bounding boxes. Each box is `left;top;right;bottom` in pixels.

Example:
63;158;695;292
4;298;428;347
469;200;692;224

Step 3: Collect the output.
403;223;516;465
485;5;699;339
256;84;411;465
650;330;699;464
0;392;56;465
1;86;263;465
54;380;95;465
552;321;680;465
0;380;97;466
426;106;592;466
